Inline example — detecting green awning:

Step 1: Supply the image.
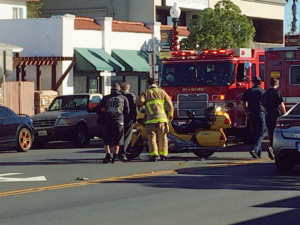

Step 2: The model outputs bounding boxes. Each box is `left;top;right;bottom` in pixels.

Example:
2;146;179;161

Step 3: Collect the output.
112;49;150;72
74;48;125;72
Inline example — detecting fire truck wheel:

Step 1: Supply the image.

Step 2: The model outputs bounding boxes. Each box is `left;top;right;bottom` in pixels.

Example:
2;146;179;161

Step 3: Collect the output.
192;149;215;158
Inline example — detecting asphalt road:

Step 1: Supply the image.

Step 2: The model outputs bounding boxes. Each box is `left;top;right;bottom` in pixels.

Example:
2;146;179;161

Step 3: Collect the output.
0;140;300;225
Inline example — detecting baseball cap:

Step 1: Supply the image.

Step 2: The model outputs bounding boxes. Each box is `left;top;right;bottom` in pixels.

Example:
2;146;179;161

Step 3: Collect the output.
252;77;261;82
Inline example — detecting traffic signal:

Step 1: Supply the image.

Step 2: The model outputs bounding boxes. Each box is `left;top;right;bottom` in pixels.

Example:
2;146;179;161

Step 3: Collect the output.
171;29;179;51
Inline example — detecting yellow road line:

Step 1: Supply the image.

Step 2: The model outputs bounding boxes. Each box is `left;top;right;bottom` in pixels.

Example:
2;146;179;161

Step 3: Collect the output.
0;158;270;198
0;170;177;197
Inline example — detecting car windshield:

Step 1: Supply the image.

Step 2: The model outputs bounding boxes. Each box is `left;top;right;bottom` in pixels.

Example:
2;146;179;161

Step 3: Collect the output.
49;96;89;111
160;62;235;87
288;102;300;115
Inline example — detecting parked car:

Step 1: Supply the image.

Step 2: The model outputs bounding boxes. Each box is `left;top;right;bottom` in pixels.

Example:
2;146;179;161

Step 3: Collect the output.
0;106;34;152
273;102;300;171
30;94;103;148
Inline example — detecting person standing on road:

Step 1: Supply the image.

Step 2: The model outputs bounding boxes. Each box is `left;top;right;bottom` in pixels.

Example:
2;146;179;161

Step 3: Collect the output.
136;78;174;162
97;83;129;163
241;77;266;159
263;78;286;160
119;82;137;161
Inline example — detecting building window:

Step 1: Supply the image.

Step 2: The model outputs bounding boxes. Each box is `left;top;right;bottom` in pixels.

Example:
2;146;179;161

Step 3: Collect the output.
259;64;265;81
251;64;256;80
13;7;23;19
290;66;300;85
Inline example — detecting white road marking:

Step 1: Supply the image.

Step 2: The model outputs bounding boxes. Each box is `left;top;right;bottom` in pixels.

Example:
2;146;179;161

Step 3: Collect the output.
0;173;47;182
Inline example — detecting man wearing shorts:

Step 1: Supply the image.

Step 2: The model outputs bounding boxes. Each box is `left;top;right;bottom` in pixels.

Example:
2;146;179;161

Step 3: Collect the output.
97;83;129;163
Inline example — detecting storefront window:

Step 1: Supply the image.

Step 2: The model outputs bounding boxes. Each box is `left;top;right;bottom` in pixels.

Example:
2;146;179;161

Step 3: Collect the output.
74;76;87;93
89;78;98;93
125;76;139;98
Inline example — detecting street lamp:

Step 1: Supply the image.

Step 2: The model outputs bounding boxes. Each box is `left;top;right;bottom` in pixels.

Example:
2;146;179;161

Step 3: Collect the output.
169;2;181;51
170;2;181;31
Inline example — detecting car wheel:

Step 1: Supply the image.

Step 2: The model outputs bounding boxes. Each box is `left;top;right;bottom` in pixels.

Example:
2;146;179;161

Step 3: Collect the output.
72;125;90;148
192;149;215;158
275;156;295;171
32;141;46;149
16;128;33;152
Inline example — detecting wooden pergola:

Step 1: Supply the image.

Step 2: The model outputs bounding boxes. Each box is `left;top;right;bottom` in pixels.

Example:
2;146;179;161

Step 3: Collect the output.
13;53;77;91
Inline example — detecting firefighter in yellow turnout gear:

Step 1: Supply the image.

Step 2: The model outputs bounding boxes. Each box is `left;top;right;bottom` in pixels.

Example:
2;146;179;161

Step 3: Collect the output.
136;78;174;161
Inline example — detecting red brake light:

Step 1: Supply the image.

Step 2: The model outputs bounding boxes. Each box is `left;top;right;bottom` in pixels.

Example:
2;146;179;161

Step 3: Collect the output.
276;120;300;129
224;118;230;124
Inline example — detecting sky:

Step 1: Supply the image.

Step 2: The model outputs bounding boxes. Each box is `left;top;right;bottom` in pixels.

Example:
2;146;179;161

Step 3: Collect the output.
285;0;300;34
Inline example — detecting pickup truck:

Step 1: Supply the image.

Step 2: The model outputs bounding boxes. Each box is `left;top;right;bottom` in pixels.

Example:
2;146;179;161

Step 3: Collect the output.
30;93;103;148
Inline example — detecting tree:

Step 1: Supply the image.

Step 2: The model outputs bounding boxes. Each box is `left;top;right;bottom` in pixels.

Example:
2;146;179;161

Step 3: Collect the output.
27;1;43;18
286;0;299;33
180;0;255;50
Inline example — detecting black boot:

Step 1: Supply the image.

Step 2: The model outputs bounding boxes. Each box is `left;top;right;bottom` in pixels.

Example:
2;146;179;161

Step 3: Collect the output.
103;154;112;163
112;154;119;163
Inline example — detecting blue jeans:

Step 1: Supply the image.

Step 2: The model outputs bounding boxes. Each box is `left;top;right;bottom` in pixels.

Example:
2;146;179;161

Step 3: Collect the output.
248;112;266;157
266;112;280;148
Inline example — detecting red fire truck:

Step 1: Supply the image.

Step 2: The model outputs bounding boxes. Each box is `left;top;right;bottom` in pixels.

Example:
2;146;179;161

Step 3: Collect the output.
159;48;265;142
265;47;300;110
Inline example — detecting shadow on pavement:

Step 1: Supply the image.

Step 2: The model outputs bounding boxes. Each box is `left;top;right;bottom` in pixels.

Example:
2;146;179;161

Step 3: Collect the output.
108;163;300;191
42;139;104;150
236;197;300;224
110;163;300;223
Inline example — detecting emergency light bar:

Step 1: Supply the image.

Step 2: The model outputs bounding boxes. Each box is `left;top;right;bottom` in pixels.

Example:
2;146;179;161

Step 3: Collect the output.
170;48;251;59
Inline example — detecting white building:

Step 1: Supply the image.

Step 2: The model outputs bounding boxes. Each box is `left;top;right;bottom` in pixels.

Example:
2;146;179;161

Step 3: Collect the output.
0;0;38;19
40;0;286;46
0;15;185;97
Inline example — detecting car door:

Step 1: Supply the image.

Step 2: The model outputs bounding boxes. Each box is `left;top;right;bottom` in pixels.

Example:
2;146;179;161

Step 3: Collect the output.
0;107;6;142
0;107;19;142
87;95;102;136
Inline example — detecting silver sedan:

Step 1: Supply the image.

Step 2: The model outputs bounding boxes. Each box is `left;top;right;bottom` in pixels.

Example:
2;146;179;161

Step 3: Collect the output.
273;102;300;171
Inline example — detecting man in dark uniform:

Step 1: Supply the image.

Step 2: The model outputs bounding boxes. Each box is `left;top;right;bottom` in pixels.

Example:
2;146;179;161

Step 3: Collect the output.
263;78;286;160
119;82;137;161
241;77;266;159
97;83;129;163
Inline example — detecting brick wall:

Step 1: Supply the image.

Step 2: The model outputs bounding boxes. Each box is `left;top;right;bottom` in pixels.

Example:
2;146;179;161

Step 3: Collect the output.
34;90;58;114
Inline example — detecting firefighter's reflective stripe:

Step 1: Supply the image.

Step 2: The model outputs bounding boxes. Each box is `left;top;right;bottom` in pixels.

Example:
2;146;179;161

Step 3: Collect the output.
158;150;168;156
145;117;168;124
168;110;174;117
149;88;159;93
145;100;165;115
150;151;158;156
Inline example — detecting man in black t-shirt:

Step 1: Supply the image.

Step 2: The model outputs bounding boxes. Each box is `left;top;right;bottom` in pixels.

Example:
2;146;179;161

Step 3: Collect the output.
97;83;129;163
241;77;266;159
263;78;286;159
